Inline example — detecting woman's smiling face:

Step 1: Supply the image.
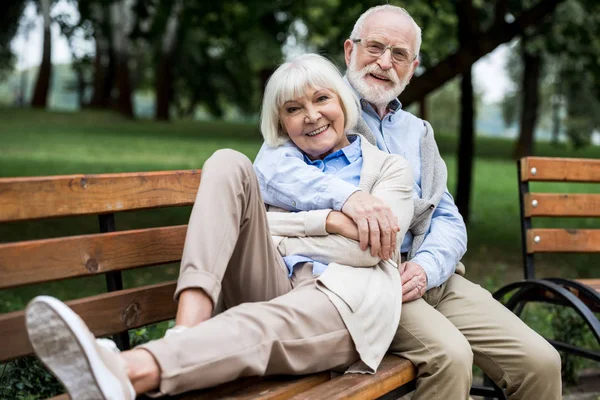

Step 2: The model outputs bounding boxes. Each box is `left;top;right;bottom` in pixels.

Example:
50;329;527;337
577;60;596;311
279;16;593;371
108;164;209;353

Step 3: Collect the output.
279;86;349;160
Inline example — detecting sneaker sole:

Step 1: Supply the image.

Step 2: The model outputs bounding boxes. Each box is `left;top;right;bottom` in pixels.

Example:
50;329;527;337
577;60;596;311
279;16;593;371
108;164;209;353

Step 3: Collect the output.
26;296;125;400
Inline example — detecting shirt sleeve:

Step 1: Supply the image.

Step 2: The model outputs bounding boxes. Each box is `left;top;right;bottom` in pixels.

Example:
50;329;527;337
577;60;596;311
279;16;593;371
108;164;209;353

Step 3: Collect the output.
254;142;360;211
411;189;468;289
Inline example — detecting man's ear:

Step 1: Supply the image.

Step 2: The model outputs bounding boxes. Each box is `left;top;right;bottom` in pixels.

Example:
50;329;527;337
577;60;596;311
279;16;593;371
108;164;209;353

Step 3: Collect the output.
343;39;354;67
409;58;420;81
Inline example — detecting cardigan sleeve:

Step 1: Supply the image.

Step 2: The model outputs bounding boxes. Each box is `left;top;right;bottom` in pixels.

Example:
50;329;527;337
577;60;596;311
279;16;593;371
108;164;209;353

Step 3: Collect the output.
370;154;414;260
266;209;331;237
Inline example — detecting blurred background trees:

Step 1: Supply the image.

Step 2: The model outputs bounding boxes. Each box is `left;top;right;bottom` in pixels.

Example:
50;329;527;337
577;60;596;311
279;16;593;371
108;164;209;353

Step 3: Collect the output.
1;0;599;223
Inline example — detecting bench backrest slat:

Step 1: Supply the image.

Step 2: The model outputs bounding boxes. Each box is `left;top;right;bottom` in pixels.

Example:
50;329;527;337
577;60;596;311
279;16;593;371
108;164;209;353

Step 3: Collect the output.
0;281;176;362
0;226;187;289
0;170;200;222
520;157;600;182
526;229;600;253
523;193;600;217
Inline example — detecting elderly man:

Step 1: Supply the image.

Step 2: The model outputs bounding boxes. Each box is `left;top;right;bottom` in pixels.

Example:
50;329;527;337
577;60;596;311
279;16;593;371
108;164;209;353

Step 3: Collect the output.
254;5;561;400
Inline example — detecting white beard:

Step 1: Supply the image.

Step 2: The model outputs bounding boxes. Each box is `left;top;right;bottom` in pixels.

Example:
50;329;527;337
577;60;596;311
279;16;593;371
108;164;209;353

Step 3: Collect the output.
347;52;411;107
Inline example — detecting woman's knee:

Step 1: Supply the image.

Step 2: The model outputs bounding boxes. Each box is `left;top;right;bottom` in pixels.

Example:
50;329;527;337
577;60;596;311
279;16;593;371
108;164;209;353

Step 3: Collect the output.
203;149;254;181
204;149;253;174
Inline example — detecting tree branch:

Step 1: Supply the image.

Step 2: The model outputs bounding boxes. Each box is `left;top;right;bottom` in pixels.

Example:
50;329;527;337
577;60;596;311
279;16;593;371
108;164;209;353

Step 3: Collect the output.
400;0;564;107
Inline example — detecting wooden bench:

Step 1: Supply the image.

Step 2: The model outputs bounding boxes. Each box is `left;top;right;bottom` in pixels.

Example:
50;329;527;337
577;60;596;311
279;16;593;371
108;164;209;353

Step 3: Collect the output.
494;156;600;362
0;170;417;399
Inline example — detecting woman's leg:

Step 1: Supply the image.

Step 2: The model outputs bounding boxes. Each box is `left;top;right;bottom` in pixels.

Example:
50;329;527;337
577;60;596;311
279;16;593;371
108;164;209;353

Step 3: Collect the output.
137;276;359;396
26;275;358;398
174;149;292;327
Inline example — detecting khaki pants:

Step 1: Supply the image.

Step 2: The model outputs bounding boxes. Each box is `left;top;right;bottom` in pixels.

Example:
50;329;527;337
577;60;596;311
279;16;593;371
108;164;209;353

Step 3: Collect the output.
390;273;562;400
140;149;359;395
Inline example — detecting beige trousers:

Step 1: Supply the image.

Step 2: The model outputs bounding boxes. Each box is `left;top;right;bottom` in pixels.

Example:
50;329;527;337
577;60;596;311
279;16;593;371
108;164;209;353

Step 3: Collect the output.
389;273;562;400
140;149;359;395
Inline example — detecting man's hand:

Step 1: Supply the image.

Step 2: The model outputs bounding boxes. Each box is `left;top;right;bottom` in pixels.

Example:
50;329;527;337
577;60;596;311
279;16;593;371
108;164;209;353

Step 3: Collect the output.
400;261;427;302
341;191;399;260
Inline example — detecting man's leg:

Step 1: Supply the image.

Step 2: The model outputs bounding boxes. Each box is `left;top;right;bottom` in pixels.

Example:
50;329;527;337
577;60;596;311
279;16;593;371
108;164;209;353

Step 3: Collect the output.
140;279;359;396
175;149;292;316
388;296;474;400
434;274;562;400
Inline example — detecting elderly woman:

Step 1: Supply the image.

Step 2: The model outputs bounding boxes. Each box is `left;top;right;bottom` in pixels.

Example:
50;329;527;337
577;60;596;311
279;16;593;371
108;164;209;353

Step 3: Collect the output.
24;54;413;399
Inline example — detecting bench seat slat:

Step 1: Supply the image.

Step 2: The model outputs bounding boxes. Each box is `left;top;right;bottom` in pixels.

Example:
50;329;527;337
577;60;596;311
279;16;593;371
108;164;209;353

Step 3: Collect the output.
524;193;600;217
0;281;177;362
287;356;416;400
0;226;186;289
527;229;600;253
520;157;600;182
49;373;330;400
0;170;201;222
577;279;600;293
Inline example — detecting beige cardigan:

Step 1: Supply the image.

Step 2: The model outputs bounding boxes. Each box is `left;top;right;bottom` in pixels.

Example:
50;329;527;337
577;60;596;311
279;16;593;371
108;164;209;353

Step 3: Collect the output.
267;135;414;373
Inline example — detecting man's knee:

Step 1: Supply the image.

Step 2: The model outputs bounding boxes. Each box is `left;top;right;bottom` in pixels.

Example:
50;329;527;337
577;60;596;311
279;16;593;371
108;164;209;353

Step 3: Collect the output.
522;339;561;379
414;328;473;380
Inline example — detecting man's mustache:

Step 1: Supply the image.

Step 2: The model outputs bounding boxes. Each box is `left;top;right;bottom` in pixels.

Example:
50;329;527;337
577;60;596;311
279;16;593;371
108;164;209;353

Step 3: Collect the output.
360;64;400;85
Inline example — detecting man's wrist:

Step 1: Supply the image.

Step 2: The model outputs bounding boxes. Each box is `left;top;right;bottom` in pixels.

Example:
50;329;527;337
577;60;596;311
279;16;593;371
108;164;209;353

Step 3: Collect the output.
410;253;437;290
338;188;362;212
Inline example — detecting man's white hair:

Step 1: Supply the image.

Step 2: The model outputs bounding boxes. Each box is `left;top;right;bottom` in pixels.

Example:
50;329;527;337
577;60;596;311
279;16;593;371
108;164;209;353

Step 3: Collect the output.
349;5;422;58
260;54;360;148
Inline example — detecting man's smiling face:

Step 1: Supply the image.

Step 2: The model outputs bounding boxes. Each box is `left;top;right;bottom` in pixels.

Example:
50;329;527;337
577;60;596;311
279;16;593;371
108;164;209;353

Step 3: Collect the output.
344;11;419;107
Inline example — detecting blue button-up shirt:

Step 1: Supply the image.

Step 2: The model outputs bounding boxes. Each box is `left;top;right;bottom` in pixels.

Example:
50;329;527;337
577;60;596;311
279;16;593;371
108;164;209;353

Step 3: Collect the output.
281;136;363;277
255;85;467;289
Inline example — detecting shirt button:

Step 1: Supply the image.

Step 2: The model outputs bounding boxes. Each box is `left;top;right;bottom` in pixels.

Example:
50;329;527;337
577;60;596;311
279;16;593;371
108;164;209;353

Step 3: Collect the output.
292;201;296;207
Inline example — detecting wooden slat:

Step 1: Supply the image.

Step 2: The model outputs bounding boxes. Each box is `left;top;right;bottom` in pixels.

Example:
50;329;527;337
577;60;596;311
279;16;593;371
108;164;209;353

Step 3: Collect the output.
524;193;600;217
0;170;201;222
172;373;331;400
49;373;331;400
576;279;600;293
526;229;600;253
0;226;187;289
0;281;177;362
520;157;600;182
287;356;416;400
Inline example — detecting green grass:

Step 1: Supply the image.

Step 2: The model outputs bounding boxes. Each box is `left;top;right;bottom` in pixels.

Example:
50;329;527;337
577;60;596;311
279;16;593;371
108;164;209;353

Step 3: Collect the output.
0;107;599;312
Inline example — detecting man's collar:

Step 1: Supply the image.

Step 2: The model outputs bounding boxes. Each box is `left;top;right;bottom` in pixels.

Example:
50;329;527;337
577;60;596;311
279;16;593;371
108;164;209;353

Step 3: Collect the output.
343;75;403;115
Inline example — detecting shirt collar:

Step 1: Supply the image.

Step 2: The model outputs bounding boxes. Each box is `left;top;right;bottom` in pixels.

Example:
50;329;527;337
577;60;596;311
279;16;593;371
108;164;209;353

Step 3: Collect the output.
303;135;362;165
343;75;403;116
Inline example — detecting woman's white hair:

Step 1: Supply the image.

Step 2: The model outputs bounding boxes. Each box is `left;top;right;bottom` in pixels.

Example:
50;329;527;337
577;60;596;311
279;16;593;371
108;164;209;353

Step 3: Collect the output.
350;5;422;59
260;53;360;147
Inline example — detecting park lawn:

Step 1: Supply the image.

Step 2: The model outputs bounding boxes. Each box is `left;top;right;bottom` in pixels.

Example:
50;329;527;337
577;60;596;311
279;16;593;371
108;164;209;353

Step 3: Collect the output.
0;108;599;313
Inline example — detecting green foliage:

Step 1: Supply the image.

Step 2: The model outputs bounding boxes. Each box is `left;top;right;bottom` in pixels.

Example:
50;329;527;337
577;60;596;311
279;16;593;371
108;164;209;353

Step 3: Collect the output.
0;0;27;80
551;307;594;386
501;0;600;149
0;356;62;399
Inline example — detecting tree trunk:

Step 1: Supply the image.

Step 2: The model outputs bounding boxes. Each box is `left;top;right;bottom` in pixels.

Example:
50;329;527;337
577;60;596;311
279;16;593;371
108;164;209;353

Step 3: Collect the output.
115;57;134;118
155;0;183;121
111;0;134;118
400;0;563;107
155;58;172;120
454;0;478;224
31;0;52;108
513;47;542;159
456;69;475;223
419;97;428;121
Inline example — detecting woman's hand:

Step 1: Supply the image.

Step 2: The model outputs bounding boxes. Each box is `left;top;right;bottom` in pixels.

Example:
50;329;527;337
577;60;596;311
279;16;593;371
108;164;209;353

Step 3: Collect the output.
326;211;360;241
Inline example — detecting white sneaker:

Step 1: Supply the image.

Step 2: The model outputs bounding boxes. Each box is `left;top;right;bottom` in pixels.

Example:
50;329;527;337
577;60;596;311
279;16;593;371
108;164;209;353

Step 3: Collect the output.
25;296;136;400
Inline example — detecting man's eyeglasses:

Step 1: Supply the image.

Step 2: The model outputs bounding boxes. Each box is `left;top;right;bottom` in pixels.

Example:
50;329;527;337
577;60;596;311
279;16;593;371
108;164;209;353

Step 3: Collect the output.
352;38;417;64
